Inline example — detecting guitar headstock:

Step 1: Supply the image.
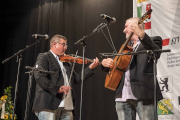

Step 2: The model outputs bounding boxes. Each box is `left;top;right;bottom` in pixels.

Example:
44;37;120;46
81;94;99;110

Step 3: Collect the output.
138;9;152;24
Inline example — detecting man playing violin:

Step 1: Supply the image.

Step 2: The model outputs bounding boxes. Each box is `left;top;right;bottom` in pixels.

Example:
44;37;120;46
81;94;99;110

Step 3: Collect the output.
101;17;163;120
32;34;99;120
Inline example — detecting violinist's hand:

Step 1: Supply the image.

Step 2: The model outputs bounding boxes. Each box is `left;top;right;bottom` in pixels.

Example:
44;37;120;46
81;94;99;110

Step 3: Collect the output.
102;58;114;68
58;86;72;94
89;57;99;69
131;23;145;40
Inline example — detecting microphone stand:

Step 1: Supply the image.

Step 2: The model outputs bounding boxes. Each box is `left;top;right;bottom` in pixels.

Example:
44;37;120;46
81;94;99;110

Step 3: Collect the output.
79;41;86;120
99;49;171;120
98;24;117;53
24;66;55;120
74;21;112;120
24;69;34;120
2;37;45;120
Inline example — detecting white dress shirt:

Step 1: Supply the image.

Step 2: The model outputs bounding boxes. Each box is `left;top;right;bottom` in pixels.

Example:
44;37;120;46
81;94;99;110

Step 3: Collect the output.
50;50;73;110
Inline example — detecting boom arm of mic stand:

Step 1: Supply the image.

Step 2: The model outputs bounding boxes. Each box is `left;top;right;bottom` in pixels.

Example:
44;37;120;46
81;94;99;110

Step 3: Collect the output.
74;36;88;45
2;38;42;64
74;22;109;45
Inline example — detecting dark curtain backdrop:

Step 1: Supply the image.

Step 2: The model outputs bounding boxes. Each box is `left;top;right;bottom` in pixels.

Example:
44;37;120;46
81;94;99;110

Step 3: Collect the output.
1;0;133;120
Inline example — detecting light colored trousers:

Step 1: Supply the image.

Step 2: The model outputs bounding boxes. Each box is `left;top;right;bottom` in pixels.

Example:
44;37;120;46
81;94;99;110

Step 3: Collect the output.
116;99;155;120
35;110;73;120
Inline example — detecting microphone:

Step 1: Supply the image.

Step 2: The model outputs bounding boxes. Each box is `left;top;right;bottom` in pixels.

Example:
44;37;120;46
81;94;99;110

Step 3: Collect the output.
32;34;49;39
100;14;116;23
25;66;55;74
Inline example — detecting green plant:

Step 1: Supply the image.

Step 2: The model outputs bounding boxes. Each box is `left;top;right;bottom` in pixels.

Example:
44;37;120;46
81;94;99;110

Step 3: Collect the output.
0;86;17;120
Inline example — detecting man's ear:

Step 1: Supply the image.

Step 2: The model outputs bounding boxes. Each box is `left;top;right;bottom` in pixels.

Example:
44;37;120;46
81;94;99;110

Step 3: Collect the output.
53;42;56;48
53;42;56;45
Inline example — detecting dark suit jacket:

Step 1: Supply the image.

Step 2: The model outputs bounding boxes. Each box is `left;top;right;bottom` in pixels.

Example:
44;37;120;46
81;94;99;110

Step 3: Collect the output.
103;33;163;100
32;51;94;113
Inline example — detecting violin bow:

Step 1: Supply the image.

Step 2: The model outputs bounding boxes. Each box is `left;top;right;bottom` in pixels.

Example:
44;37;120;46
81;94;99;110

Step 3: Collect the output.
67;50;79;87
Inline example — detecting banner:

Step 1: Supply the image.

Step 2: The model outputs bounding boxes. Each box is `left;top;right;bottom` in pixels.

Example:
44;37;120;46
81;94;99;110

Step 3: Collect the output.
133;0;180;120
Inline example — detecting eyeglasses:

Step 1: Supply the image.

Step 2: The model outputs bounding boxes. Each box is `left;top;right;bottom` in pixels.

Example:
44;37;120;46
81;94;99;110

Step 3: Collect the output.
56;42;68;47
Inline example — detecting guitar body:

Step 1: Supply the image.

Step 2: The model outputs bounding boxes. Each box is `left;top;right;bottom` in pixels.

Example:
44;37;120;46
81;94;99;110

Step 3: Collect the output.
105;45;133;91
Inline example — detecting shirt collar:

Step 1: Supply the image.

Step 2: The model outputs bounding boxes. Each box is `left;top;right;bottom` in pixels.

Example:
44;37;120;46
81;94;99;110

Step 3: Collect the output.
131;39;140;48
50;50;59;60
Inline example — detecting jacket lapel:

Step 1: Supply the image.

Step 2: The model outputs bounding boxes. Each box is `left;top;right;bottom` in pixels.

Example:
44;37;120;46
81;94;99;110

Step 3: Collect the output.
136;43;143;52
48;51;71;84
63;62;71;80
48;51;61;70
48;51;65;86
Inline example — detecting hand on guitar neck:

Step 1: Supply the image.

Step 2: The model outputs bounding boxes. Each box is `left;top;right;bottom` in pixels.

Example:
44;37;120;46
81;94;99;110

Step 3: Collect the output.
130;23;145;40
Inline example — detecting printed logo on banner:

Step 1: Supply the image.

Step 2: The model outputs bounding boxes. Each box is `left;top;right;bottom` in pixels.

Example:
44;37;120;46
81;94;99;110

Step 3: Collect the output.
137;0;148;3
137;3;151;36
162;38;170;46
162;36;180;48
137;4;151;30
169;36;180;50
171;36;179;45
158;98;174;119
158;76;173;93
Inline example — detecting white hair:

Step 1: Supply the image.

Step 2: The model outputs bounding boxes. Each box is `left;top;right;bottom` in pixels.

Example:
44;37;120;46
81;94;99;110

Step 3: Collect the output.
126;17;145;30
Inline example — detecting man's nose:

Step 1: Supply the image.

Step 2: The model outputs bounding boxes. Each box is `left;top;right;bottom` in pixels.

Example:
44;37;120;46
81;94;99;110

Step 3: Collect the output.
123;28;126;33
64;46;67;50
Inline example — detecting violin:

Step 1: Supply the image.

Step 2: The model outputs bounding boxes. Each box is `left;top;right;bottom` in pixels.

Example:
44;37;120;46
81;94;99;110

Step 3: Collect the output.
59;54;94;64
